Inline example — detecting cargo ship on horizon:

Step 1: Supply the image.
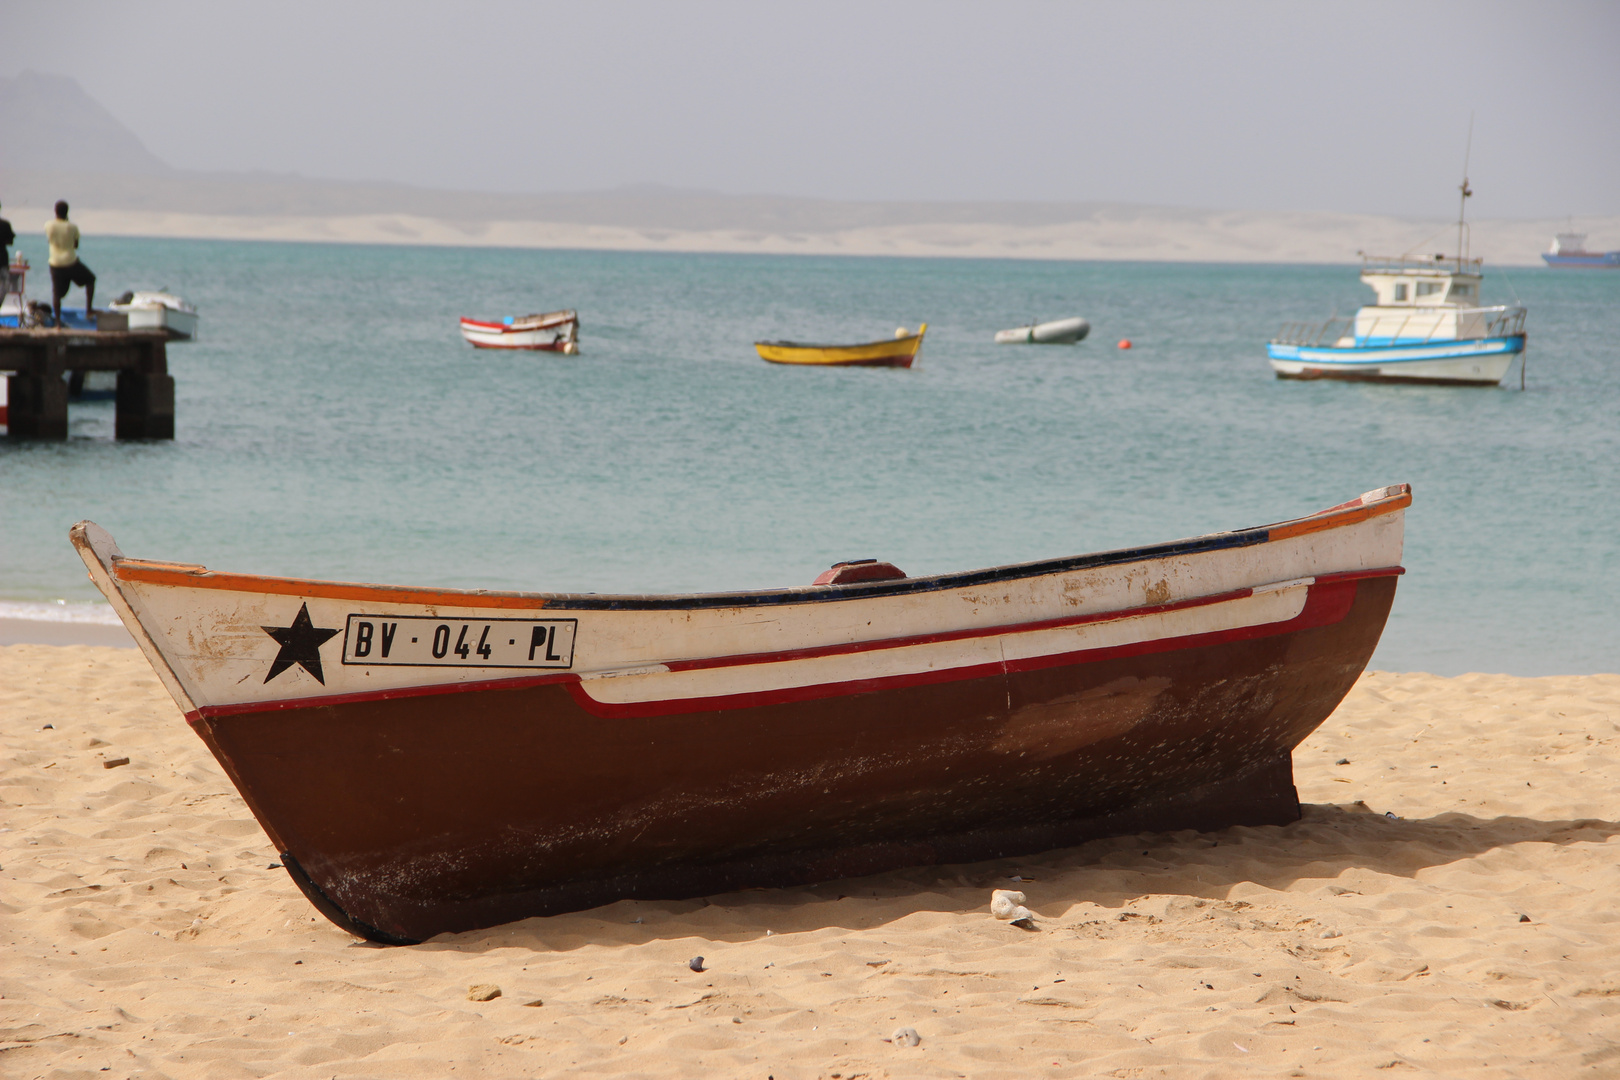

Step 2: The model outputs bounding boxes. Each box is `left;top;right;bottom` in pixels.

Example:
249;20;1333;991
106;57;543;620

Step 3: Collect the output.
1542;232;1620;269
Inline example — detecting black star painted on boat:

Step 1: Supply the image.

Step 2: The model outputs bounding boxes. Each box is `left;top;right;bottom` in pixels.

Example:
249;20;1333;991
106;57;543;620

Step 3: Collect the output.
262;603;340;684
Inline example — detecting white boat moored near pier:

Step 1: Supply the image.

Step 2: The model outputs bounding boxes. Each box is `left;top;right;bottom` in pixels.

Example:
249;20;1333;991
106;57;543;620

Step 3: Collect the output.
109;291;199;340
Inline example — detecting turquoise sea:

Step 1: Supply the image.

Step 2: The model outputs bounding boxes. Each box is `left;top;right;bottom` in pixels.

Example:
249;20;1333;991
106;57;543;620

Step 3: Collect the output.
1;236;1615;675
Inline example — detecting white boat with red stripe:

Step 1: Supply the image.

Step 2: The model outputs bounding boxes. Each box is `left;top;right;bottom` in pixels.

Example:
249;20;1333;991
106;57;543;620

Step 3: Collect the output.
459;309;579;352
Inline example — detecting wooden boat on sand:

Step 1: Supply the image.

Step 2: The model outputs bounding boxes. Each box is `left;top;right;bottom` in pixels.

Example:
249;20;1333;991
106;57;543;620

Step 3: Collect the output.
72;484;1409;943
460;310;579;352
756;324;926;367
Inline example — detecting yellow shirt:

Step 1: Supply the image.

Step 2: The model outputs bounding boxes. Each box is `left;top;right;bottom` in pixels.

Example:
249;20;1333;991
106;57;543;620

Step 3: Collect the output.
47;219;81;267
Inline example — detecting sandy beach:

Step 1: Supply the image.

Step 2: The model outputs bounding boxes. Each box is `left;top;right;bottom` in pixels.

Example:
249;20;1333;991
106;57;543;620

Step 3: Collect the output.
2;644;1617;1078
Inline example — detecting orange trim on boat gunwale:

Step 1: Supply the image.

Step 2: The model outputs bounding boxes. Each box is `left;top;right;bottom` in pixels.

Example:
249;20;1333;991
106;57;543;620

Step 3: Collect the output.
1268;487;1411;541
111;560;550;610
110;488;1409;608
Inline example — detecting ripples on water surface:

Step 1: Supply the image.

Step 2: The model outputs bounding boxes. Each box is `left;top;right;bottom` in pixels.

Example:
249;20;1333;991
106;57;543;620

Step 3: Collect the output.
1;237;1614;675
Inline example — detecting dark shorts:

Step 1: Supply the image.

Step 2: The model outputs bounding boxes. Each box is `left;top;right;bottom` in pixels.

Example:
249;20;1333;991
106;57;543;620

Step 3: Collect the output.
51;260;96;297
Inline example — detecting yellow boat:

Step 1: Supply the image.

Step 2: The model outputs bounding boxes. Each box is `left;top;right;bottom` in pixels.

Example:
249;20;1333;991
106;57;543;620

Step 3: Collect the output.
755;324;927;368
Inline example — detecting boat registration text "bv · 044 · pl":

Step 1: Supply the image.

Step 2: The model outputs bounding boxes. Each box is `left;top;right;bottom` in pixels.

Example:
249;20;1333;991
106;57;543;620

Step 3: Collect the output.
341;616;577;669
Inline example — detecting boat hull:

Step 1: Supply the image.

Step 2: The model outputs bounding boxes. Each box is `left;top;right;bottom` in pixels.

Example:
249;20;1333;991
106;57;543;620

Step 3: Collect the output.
755;328;925;367
114;305;199;340
72;485;1407;943
206;577;1390;943
460;313;579;352
1542;252;1620;269
1267;336;1523;386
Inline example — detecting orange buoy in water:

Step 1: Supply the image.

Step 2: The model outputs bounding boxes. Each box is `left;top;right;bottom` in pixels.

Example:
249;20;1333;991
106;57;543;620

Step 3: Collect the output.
1118;339;1132;349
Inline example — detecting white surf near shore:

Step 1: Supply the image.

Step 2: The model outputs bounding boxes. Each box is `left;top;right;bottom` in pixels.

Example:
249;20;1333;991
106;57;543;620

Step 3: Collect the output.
0;602;132;647
0;600;124;625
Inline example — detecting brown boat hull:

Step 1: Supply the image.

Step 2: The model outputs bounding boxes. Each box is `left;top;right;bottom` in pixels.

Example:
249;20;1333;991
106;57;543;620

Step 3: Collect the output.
192;575;1396;943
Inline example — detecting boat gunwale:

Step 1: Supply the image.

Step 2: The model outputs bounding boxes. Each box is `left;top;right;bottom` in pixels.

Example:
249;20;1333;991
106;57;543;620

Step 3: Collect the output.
106;487;1410;612
753;333;923;351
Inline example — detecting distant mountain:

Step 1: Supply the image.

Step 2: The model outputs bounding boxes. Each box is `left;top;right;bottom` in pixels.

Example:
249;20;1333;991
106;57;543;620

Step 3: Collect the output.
0;72;1589;265
0;73;1182;232
0;70;170;174
0;166;1168;232
0;71;1393;239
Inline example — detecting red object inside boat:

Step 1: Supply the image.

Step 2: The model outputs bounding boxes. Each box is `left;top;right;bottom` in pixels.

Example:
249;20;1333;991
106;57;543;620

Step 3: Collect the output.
812;560;908;586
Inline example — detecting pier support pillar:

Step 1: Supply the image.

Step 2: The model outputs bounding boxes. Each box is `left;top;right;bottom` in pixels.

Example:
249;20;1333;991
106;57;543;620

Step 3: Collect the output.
1;330;175;440
115;371;175;440
6;370;69;439
114;337;173;440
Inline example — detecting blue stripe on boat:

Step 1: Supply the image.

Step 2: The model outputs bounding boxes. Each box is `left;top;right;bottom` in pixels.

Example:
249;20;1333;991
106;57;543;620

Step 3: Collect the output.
1267;335;1524;365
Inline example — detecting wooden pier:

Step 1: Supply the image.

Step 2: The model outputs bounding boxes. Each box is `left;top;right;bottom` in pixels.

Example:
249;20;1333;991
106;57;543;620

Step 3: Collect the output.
1;327;174;440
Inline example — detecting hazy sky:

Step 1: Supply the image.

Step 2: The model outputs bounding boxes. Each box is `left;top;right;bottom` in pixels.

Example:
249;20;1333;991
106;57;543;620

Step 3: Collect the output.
7;0;1617;219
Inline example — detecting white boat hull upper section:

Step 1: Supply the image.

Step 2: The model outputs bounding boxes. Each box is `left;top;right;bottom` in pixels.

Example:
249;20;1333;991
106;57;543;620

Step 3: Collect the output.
121;305;199;340
577;584;1312;707
460;325;573;350
71;491;1406;716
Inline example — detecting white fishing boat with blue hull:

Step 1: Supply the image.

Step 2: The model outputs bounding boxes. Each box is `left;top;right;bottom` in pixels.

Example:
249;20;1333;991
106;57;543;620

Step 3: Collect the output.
1270;159;1526;387
1268;255;1526;386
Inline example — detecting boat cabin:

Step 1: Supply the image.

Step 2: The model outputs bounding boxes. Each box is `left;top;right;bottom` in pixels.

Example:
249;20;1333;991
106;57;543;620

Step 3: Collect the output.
1349;255;1498;346
1549;233;1589;256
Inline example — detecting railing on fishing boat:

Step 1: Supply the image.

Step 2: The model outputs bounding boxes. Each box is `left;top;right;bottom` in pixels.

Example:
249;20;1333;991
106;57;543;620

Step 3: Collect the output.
1478;306;1528;337
1270;315;1354;347
1270;305;1526;347
1360;253;1485;274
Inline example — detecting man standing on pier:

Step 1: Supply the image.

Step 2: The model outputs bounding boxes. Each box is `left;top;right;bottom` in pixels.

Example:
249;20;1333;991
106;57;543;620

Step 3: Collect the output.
46;200;95;327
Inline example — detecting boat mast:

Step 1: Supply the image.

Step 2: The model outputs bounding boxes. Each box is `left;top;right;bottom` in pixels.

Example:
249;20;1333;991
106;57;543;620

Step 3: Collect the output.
1457;115;1474;271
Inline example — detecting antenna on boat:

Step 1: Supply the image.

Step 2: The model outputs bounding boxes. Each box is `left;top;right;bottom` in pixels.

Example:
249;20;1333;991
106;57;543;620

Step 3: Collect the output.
1457;114;1474;270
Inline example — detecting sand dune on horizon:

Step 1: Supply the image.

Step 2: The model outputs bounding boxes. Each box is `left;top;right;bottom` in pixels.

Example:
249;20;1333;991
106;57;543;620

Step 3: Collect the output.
4;201;1607;267
3;646;1617;1078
